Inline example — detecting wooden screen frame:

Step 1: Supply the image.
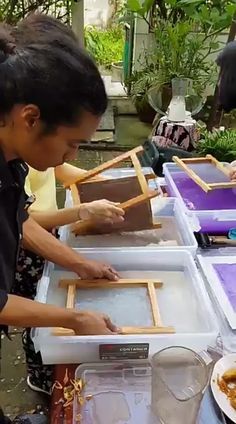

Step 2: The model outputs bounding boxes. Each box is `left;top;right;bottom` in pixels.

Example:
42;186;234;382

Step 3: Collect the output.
53;278;175;336
64;146;161;235
173;154;236;193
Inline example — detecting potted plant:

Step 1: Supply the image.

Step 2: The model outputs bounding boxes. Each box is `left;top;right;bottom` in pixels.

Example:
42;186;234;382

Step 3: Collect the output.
129;64;159;122
125;0;236;122
129;19;218;122
111;61;124;82
197;129;236;162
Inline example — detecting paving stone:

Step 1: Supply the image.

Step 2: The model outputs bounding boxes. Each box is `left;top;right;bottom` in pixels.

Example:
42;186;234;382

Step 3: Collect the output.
0;334;48;419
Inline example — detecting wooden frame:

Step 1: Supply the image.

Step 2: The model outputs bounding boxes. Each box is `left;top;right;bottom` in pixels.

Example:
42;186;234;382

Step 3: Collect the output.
173;154;236;193
53;278;175;336
65;146;161;235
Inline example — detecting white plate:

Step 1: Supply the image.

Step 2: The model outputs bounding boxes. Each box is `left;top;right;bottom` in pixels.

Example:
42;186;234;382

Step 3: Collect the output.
211;354;236;423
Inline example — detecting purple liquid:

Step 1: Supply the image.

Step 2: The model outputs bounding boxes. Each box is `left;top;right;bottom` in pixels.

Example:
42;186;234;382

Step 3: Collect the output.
172;172;236;211
214;263;236;312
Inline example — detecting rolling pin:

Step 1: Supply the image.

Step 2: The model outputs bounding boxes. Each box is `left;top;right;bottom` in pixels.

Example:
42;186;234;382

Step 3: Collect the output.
195;232;236;248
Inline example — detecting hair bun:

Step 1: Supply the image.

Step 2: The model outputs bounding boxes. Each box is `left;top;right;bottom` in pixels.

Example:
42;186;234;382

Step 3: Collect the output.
0;25;16;63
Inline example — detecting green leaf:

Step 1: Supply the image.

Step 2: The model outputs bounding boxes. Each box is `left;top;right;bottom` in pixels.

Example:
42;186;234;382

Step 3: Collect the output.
126;0;142;12
226;4;236;16
142;0;155;13
178;0;203;5
199;4;210;20
210;7;220;21
209;41;220;50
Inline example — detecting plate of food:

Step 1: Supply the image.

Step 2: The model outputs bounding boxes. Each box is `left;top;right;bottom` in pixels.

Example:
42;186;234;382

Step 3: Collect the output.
211;354;236;423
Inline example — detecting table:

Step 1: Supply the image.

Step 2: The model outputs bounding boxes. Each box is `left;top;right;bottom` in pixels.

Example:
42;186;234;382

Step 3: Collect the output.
50;365;77;424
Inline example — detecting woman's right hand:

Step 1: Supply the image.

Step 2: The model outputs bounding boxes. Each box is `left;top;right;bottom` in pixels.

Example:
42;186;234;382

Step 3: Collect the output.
79;199;125;224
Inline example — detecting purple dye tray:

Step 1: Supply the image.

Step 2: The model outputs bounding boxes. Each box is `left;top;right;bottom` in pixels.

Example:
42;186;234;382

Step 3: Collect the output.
163;163;236;234
198;255;236;330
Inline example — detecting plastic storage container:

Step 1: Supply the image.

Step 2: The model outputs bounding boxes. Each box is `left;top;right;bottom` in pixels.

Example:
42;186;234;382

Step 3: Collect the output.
163;162;236;234
59;197;197;257
32;250;218;364
197;250;236;354
72;362;224;424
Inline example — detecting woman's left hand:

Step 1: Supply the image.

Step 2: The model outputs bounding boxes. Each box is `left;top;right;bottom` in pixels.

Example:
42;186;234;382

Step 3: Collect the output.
79;199;125;224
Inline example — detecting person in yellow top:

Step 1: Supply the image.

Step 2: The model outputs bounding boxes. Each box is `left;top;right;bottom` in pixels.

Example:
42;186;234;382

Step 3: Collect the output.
12;162;124;395
24;163;123;229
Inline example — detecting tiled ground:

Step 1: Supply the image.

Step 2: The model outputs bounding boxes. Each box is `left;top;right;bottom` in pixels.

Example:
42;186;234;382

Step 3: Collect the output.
0;115;151;418
0;330;49;418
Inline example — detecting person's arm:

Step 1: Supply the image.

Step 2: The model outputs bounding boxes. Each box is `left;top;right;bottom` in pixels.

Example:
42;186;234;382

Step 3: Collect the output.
0;294;118;335
29;200;124;231
55;163;105;185
29;206;80;230
22;216;119;280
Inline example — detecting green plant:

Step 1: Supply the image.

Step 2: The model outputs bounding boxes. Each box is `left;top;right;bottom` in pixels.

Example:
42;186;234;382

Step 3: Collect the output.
197;129;236;162
85;25;124;68
130;20;218;100
178;0;236;33
126;0;236;32
0;1;71;24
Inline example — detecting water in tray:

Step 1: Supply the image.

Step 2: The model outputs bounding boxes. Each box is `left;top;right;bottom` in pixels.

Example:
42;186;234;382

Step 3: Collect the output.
68;270;208;333
173;171;236;211
46;270;211;333
187;163;230;184
75;286;153;327
67;217;183;248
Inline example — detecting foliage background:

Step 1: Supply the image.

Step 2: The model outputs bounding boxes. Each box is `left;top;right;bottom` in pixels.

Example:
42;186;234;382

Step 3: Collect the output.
85;25;124;68
0;0;72;24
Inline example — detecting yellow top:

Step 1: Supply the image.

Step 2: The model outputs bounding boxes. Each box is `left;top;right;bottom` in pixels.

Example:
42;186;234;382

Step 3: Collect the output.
25;167;58;212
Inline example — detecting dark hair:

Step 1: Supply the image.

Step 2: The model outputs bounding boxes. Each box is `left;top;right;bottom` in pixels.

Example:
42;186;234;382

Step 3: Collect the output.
0;14;107;129
13;13;78;47
216;41;236;113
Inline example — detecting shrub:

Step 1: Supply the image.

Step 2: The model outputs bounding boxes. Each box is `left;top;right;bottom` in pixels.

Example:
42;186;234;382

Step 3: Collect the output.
85;25;124;69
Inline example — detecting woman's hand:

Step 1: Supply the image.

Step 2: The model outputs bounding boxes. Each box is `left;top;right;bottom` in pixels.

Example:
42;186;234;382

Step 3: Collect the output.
74;259;119;281
79;199;125;225
229;166;236;181
72;310;120;335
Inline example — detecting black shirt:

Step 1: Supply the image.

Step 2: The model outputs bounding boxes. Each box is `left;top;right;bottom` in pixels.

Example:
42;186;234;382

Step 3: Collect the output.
0;149;28;314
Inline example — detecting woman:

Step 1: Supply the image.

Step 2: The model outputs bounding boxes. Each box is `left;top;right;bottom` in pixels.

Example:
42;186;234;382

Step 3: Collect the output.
24;163;121;230
216;42;236;179
8;14;124;396
0;12;122;423
13;164;123;395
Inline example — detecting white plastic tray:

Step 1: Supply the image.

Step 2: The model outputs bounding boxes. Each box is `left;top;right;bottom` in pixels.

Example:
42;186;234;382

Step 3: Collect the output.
59;197;197;256
32;250;218;364
73;362;226;424
73;362;153;424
